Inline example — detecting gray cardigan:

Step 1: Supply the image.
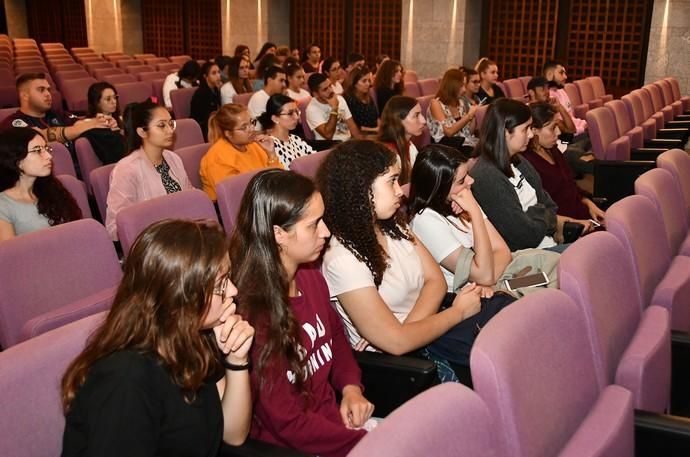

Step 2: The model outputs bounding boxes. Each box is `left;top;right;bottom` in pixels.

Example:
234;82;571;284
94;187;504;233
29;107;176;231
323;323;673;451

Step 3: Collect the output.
470;155;558;251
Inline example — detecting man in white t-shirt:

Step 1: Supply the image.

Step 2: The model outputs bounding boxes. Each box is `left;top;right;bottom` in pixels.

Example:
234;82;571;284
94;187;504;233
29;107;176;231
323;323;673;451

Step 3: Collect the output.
248;65;286;131
306;73;362;142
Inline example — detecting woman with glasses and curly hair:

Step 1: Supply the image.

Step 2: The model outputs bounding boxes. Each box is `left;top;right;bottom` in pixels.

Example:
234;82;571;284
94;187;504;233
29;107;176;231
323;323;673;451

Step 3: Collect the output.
62;219;255;457
0;127;81;240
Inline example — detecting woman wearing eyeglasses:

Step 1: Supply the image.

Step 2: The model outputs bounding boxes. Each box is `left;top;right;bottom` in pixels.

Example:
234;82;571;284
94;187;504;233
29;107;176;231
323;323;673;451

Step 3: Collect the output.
62;220;255;457
83;82;126;165
0;127;82;240
259;94;314;168
469;98;567;252
105;100;194;241
200;104;282;201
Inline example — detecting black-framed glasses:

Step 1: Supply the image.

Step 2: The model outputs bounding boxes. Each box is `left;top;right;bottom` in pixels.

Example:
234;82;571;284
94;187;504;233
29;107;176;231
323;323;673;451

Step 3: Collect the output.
213;273;232;300
234;118;258;132
28;145;53;155
278;109;301;117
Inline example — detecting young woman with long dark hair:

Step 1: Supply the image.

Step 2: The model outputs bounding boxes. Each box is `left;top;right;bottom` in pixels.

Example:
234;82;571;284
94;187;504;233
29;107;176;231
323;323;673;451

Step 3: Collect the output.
343;66;379;137
373;59;404;114
260;94;314;167
84;81;126;164
378;95;426;185
220;56;253;105
190;62;223;141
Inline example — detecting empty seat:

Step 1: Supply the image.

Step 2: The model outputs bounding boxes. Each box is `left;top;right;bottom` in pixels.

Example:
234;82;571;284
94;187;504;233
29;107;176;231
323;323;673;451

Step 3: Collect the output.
49;142;77;178
103;73;137;85
145;57;169;66
90;163;117;221
137;71;167;82
0;219;121;347
116;59;143;69
173;118;205;150
113;81;153;107
417;78;439;97
0;106;18;124
169;55;193;65
502;78;525;99
289;149;331;179
655;79;685;118
156;62;180;73
564;83;589;119
664;77;690;112
126;64;155;75
656;148;690;213
116;189;218;254
133;53;156;60
56;174;92;219
85;61;114;74
403;81;420;98
170;87;197;119
0;85;18;108
403;70;418;83
61;77;97;112
518;76;532;92
174;143;209;189
232;92;253;107
92;67;124;80
74;137;103;194
297;96;315;140
574;79;604;109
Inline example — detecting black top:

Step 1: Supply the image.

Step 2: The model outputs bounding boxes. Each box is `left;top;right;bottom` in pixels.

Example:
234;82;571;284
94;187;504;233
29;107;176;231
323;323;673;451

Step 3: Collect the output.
62;350;223;457
82;128;126;165
344;95;378;128
190;84;221;141
376;87;400;116
476;84;506;105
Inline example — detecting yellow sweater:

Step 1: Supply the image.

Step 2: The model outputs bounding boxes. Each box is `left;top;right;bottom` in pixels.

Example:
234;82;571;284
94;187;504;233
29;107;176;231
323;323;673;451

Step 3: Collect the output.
200;139;283;200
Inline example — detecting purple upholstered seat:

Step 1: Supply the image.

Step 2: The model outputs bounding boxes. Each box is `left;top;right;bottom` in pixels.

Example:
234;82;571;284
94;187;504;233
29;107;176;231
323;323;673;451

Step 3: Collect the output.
174;142;209;189
0;312;106;457
56;174;92;219
605;99;646;149
575;78;604;109
502;78;525;99
471;289;634;457
664;77;690;112
115;188;218;255
622;91;659;141
0;219;121;347
90;163;117;221
656;148;690;213
559;232;671;412
74;137;103;194
349;383;497;457
48;142;77;178
173;118;205;150
655;80;684;118
60;77;97;112
586;107;631;161
289;148;331;180
170;87;197;119
102;73;137;85
564;83;589;120
417;78;439;97
587;76;613;103
216;169;263;235
606;195;690;332
635;168;690;256
403;81;420;98
114;81;154;107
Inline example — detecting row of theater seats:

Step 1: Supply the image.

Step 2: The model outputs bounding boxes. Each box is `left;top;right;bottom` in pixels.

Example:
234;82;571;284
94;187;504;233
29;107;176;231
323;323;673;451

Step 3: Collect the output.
2;147;690;456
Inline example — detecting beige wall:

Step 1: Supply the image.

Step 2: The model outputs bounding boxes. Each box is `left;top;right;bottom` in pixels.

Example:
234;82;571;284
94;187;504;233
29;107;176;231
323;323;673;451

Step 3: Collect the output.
221;0;289;58
400;0;481;79
645;0;690;95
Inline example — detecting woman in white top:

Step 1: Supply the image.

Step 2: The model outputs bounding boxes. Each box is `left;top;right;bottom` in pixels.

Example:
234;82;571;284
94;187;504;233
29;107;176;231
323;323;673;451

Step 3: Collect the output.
260;94;314;168
220;56;253;105
319;140;511;383
284;64;311;102
162;60;201;110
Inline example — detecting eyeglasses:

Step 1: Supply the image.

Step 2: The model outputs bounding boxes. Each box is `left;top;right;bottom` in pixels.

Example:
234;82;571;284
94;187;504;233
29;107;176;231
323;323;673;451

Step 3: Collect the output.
213;273;232;300
278;109;301;117
28;145;53;155
234;118;258;132
152;119;176;130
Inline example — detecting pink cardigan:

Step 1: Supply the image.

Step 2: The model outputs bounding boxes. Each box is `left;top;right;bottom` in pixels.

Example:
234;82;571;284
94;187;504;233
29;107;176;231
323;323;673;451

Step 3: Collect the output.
105;148;194;239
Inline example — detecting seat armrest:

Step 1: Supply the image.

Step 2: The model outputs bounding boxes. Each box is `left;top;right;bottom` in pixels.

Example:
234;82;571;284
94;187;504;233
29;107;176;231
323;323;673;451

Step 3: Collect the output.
630;148;666;161
664;120;690;130
635;410;690;456
671;331;690;416
673;115;690;121
220;440;313;457
355;351;438;417
644;138;683;149
593;160;655;204
657;128;689;140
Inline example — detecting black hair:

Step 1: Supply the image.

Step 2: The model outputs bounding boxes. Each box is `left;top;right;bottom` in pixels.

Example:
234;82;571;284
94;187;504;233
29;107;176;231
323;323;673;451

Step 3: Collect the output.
255;42;277;63
476;98;531;177
177;60;201;88
258;94;294;130
263;65;285;85
321;57;339;76
542;60;564;75
123;100;165;152
308;73;328;93
527;76;549;92
15;72;47;91
528;101;557;129
347;53;365;66
87;82;120;118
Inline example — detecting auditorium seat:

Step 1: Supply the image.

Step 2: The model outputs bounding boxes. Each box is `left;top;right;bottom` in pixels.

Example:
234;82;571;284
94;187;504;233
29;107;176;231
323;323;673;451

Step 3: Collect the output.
502;78;525;99
643;84;690;131
0;219;121;347
0;85;18;107
173;118;205;150
216;170;263;234
0;106;17;123
403;70;418;83
133;53;156;60
116;59;143;69
417;78;439;97
145;57;169;66
559;232;671;413
56;174;92;220
656;148;690;213
403;81;420;98
126;64;155;75
654;79;687;119
84;61;114;74
474;103;489;132
563;83;589;119
103;73;137;85
233;92;253;107
623;90;687;143
74;137;103;195
92;67;124;80
54;69;90;87
114;81;154;107
574;78;604;109
665;77;690;113
90;163;117;220
50;142;77;178
156;62;180;73
174;143;208;189
116;189;218;255
297;96;315;140
151;78;165;105
169;55;193;65
137;71;167;82
518;75;532;93
170;87;197;119
289;148;331;179
471;289;635;457
605;99;681;151
61;77;97;112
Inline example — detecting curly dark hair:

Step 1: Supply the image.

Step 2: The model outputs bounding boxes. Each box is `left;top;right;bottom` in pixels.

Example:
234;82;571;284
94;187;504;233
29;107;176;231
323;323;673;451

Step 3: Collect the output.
0;127;81;226
317;140;411;287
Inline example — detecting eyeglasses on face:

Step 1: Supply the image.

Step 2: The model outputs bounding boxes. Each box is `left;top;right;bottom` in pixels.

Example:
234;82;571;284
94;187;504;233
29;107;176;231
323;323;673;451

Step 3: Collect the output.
28;145;53;155
278;108;301;117
152;119;177;130
234;118;258;131
213;273;232;300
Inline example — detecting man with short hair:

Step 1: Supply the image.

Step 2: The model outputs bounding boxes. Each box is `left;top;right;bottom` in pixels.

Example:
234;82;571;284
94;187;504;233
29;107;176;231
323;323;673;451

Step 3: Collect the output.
527;76;576;135
345;53;366;74
1;73;114;144
248;65;286;130
306;73;361;142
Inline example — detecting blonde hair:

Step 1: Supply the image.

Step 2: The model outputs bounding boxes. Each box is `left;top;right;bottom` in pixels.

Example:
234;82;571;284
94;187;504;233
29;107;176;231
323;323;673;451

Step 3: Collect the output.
208;103;246;144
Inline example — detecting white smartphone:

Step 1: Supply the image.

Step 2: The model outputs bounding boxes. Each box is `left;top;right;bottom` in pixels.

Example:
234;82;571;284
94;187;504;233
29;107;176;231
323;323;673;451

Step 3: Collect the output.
504;272;549;291
588;218;602;228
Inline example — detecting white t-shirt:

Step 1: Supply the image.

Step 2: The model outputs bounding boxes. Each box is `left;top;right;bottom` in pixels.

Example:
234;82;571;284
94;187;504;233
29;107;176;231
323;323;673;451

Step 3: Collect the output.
322;234;425;348
162;73;193;109
247;89;270;131
286;88;311;102
220;82;237;105
332;80;344;95
410;208;486;291
508;165;556;249
306;95;353;141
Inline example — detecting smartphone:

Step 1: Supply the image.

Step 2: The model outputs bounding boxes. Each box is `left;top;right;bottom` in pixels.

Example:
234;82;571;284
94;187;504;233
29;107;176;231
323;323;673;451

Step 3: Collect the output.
504;272;549;291
479;97;487;105
588;218;602;228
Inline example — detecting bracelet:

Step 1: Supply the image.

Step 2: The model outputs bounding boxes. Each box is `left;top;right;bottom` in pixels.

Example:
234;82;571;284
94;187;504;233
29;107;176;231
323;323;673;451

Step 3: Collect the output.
221;358;251;371
329;110;338;116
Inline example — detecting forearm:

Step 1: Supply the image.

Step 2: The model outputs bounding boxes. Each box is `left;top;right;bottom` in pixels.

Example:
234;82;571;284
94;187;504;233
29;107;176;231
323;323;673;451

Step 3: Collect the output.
221;370;252;445
468;212;494;285
558;105;576;132
403;278;447;323
319;115;338;139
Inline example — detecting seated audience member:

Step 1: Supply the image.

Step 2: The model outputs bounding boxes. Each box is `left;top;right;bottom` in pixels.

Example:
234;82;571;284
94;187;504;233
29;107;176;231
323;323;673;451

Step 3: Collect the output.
291;47;300;60
215;55;232;83
302;44;322;73
0;127;81;240
230;169;374;457
427;69;478;151
261;94;314;167
234;44;254;69
408;144;559;293
106;101;193;240
248;66;286;130
162;60;201;110
343;66;379;137
461;67;481;106
61;220;255;455
322;57;344;95
345;53;366;75
373;54;389;79
0;73;115;148
285;63;311;102
191;62;223;141
84;82;126;164
319;140;512;383
254;42;277;65
474;58;505;104
306;73;361;142
523;102;605;222
378;95;426;185
220;56;253;105
253;54;280;92
470;99;577;252
200;104;282;200
373;59;404;114
274;45;291;65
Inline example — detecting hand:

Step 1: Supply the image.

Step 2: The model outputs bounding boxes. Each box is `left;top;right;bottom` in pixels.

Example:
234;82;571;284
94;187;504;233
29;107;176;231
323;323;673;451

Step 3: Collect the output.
467;104;478;118
353;338;370;352
254;134;275;154
574;218;593;234
449;188;480;216
327;94;340;110
452;283;482;320
340;385;374;429
213;301;255;365
549;97;562;109
478;285;494;298
586;201;606;224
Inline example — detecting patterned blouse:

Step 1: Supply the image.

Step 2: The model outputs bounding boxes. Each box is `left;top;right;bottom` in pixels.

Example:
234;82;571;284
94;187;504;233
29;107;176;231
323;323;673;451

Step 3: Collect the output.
426;98;479;147
154;159;183;194
271;134;315;168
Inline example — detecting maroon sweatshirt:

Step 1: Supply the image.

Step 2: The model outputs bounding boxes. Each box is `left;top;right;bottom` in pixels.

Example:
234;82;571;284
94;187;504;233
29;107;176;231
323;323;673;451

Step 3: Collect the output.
249;266;367;457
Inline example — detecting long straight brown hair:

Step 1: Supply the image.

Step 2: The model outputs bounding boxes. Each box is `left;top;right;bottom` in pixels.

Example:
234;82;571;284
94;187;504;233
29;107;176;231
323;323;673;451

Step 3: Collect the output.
61;220;229;410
